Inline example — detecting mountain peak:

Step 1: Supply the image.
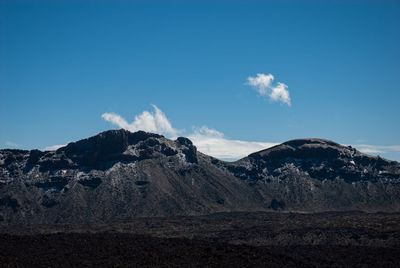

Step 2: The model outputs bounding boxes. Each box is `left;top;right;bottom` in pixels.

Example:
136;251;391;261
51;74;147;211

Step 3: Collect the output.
33;129;198;170
59;129;163;155
282;138;341;148
248;138;354;160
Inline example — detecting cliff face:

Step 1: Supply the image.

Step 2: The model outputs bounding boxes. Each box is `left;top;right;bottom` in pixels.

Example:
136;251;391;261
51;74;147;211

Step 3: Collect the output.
1;130;399;225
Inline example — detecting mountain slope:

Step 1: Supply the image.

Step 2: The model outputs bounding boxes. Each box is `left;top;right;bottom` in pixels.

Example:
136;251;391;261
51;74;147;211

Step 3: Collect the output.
220;138;400;211
0;130;263;224
1;130;399;225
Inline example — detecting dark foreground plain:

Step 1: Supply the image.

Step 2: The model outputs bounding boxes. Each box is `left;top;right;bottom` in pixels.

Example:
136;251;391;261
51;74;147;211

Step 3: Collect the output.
1;211;400;267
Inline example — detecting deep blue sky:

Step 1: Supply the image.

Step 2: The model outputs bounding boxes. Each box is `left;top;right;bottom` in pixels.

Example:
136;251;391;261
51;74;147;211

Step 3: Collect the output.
1;0;399;160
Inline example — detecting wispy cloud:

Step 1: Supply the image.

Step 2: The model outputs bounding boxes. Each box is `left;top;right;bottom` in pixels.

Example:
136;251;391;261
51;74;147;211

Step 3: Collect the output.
102;104;179;137
5;141;20;148
102;105;277;160
247;73;291;106
188;126;278;160
44;144;66;151
355;144;400;155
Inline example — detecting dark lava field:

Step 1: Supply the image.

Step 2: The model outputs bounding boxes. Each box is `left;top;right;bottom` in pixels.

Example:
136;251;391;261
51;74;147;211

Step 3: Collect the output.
1;211;400;267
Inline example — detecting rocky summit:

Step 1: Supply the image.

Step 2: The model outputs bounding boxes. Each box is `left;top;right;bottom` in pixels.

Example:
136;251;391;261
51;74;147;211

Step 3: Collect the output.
0;129;399;225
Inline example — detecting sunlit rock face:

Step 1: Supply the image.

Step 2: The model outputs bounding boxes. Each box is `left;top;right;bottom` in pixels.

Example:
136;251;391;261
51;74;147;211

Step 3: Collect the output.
0;130;399;225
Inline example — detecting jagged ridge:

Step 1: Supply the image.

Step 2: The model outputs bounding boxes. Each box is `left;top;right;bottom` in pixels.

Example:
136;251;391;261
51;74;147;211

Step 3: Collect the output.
0;129;400;225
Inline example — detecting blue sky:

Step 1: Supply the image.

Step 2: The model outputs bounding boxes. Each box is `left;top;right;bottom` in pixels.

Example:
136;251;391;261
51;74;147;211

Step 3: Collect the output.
1;0;399;161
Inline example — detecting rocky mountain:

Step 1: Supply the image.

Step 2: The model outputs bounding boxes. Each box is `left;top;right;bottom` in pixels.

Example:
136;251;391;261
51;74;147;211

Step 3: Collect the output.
219;139;400;212
1;129;399;225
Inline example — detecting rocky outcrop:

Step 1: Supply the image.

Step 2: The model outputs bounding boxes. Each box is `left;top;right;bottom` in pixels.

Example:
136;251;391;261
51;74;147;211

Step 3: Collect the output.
225;138;399;182
221;138;400;212
0;130;261;225
0;130;399;225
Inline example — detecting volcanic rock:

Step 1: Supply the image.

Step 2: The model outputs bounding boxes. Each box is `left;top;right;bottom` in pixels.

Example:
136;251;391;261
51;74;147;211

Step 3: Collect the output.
0;130;399;225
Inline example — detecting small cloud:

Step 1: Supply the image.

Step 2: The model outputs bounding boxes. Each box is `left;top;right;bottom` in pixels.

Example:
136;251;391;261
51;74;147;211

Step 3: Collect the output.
247;73;274;95
355;144;400;155
44;144;66;151
247;73;291;106
188;126;278;160
5;141;20;148
102;104;179;137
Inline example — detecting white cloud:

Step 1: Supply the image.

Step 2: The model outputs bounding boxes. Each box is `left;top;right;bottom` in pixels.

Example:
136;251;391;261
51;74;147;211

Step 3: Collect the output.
355;144;400;155
102;106;278;160
102;104;179;137
44;144;66;151
188;126;278;160
5;141;20;148
247;73;291;106
247;73;274;95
